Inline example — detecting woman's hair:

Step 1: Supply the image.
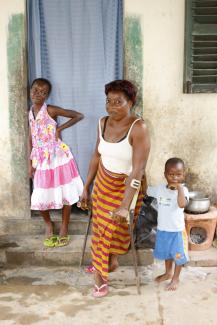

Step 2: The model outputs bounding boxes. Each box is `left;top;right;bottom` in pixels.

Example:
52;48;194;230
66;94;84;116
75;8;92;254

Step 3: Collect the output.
105;80;137;105
31;78;52;95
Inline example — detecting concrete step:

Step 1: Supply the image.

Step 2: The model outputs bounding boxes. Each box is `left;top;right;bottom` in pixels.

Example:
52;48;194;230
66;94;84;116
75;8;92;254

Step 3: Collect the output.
0;234;154;267
2;210;90;236
188;247;217;267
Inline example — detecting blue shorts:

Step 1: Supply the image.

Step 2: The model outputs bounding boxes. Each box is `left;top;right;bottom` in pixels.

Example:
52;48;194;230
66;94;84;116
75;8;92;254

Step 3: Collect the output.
154;230;189;265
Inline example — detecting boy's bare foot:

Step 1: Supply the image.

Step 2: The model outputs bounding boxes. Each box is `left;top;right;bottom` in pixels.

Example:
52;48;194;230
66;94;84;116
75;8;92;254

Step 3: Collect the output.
155;273;172;283
166;279;179;291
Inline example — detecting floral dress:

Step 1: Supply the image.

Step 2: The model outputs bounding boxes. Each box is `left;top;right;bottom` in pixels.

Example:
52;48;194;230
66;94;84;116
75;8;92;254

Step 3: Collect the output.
29;103;83;210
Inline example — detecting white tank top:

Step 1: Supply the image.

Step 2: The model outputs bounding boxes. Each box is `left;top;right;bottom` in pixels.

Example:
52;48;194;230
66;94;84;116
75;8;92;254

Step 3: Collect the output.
98;118;141;175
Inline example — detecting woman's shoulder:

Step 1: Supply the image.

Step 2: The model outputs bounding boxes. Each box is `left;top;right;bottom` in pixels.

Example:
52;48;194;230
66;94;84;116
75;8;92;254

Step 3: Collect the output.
129;116;149;140
99;116;108;127
130;116;147;130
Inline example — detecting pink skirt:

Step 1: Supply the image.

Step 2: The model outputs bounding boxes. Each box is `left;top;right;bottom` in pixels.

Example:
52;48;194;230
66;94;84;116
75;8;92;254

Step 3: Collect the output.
31;152;83;210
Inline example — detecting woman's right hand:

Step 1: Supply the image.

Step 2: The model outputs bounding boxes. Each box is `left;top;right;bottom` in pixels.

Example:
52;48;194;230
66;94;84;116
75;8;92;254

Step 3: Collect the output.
77;187;91;210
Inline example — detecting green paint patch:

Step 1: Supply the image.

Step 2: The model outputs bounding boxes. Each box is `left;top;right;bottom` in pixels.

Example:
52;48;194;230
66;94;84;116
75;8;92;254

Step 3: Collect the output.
124;16;143;116
7;14;29;214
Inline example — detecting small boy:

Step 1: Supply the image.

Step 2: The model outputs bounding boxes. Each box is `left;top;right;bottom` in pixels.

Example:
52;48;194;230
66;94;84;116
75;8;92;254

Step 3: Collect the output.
147;157;189;291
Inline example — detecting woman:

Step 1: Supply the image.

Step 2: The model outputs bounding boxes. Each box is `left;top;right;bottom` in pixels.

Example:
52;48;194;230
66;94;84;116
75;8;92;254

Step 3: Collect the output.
80;80;150;297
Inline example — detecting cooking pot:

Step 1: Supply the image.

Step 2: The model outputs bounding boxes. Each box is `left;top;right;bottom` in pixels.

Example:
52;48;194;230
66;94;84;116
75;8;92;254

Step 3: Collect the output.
185;191;210;214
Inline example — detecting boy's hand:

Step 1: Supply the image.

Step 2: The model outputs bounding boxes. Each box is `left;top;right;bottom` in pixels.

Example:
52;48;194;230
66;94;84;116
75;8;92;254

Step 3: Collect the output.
168;183;183;190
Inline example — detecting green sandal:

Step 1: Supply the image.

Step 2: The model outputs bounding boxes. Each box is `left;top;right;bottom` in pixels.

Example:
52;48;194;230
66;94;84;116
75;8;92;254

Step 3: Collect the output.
55;236;70;247
43;235;58;247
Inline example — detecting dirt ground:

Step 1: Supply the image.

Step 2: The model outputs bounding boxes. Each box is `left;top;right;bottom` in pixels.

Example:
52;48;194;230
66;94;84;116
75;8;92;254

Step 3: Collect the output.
0;263;216;325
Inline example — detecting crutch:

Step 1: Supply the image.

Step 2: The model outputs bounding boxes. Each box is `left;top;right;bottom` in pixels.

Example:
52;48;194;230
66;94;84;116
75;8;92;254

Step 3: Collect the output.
79;209;92;269
127;186;141;294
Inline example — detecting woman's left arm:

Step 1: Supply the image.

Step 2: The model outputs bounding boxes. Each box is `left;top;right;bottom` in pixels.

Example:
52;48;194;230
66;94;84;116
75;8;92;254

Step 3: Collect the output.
48;105;84;139
113;121;150;222
121;120;150;209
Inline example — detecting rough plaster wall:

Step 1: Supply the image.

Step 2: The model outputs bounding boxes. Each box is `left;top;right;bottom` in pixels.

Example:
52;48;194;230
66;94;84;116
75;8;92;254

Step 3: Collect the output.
124;16;143;116
125;0;217;202
0;0;29;219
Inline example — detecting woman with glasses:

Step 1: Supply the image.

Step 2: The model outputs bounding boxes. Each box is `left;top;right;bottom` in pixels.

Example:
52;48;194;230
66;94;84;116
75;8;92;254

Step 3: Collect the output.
79;80;150;297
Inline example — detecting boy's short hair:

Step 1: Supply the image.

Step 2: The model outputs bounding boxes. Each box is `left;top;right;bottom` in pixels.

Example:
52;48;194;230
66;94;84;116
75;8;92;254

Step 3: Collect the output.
31;78;52;95
165;157;185;170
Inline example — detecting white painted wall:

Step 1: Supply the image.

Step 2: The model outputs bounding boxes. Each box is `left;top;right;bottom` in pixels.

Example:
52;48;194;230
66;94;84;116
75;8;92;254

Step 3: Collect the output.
125;0;217;200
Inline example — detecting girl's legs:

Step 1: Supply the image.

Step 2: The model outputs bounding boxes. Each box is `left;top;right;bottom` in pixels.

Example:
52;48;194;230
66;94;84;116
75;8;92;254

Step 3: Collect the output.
40;210;53;237
155;259;173;283
59;205;71;237
166;264;182;291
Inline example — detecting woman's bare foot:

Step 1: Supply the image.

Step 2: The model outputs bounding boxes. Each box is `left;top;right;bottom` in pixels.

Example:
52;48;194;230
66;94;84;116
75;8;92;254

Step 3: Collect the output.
108;254;119;273
155;273;172;283
166;279;179;291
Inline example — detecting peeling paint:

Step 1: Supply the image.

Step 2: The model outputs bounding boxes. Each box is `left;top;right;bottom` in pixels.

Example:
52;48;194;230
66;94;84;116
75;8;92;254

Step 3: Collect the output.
124;15;143;116
6;13;29;217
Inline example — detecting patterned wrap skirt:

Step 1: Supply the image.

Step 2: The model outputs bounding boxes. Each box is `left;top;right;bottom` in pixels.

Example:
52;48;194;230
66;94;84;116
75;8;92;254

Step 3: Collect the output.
91;161;143;281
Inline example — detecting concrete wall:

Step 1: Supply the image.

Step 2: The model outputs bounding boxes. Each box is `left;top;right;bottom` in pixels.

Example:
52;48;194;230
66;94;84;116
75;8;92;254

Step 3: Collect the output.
125;0;217;201
0;0;29;219
1;0;217;224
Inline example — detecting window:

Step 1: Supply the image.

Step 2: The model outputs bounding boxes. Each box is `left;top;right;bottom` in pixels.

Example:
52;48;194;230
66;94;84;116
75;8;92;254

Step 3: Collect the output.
184;0;217;93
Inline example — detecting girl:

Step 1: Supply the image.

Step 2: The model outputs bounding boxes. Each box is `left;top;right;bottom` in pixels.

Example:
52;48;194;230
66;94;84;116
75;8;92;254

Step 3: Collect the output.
29;78;84;247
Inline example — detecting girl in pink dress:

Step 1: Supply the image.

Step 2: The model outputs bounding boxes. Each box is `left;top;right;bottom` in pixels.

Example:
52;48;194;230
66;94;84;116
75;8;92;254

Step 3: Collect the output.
29;78;84;247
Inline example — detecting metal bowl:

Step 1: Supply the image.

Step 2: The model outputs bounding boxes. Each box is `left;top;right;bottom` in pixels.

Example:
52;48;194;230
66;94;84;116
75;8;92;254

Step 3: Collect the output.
188;191;209;200
185;191;210;214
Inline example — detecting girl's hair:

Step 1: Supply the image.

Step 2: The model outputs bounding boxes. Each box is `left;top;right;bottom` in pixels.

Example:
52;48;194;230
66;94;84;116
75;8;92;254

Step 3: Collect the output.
105;80;137;105
31;78;52;95
165;157;185;170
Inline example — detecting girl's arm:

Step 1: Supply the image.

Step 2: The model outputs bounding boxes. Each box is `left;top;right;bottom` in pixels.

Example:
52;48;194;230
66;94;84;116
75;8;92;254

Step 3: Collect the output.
113;120;150;221
28;129;34;178
48;105;84;139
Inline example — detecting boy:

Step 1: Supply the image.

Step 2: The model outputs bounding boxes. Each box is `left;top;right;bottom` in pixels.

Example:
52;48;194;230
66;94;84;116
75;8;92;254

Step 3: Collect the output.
147;158;189;291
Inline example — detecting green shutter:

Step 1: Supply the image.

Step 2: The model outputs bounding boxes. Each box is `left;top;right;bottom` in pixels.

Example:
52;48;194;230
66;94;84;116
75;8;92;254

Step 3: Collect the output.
184;0;217;93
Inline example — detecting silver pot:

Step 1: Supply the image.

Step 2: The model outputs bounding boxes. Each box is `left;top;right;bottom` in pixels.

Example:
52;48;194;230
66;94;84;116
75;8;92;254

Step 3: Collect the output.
185;191;210;214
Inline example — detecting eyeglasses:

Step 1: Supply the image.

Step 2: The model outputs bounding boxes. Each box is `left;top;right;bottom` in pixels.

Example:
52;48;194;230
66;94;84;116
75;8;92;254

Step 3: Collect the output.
106;98;127;107
31;88;48;97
